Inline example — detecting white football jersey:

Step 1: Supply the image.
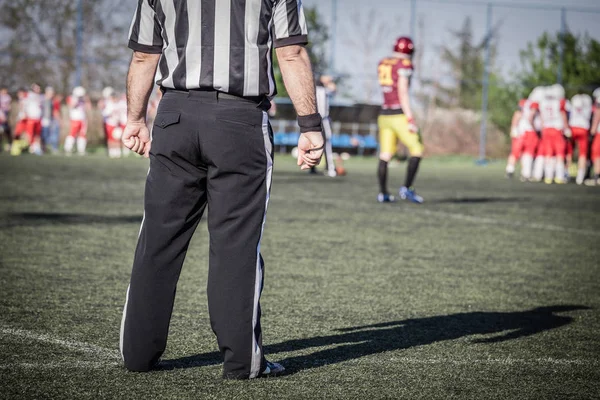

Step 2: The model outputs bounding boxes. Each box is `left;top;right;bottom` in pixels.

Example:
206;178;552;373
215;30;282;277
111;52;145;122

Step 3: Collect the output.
568;94;592;130
69;97;87;121
24;92;42;119
518;99;539;134
539;98;566;130
116;99;127;126
102;99;119;127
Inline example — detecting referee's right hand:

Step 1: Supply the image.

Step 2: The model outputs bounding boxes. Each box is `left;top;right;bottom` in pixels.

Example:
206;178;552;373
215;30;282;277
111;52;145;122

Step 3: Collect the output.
122;120;151;158
297;131;324;170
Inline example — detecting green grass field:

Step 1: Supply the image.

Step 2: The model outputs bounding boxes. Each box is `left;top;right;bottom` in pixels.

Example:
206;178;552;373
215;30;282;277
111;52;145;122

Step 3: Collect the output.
0;153;599;399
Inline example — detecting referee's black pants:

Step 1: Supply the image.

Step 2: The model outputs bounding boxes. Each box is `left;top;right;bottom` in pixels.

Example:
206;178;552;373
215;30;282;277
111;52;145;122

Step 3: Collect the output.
120;90;273;379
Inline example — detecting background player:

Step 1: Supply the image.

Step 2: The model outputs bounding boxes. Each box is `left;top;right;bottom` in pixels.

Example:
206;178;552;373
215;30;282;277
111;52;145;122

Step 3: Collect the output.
586;88;600;186
312;74;338;177
376;36;424;203
100;87;123;158
64;86;89;156
537;84;569;184
505;89;540;180
568;93;593;185
11;88;28;156
116;93;129;156
0;87;12;153
518;88;543;181
24;83;43;155
504;106;523;179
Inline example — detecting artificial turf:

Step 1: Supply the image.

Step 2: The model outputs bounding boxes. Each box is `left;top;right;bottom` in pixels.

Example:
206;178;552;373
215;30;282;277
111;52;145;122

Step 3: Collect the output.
0;153;598;399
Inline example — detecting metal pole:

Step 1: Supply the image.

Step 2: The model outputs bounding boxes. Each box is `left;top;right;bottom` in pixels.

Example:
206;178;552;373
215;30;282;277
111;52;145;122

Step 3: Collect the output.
557;7;566;85
410;0;417;39
329;0;338;73
75;0;83;87
478;3;493;165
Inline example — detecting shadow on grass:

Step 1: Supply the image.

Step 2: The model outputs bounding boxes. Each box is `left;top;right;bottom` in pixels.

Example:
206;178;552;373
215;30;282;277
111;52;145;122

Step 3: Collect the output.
429;197;530;204
2;212;144;227
159;305;589;373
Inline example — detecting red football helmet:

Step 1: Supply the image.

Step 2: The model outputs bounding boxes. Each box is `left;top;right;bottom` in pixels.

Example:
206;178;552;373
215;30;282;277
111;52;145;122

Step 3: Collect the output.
394;37;414;55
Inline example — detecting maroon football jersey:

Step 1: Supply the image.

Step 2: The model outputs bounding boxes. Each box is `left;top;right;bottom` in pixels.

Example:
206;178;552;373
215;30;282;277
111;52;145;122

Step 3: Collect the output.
378;57;413;111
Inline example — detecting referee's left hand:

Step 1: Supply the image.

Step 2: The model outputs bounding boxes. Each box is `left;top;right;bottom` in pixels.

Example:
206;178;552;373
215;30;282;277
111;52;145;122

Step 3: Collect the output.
297;131;324;170
122;120;151;158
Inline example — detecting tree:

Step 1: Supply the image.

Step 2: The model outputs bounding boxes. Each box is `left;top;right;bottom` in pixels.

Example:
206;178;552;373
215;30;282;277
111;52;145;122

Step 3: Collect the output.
0;0;131;94
436;17;498;110
343;8;396;103
272;6;329;98
518;32;600;97
432;17;521;135
491;31;600;136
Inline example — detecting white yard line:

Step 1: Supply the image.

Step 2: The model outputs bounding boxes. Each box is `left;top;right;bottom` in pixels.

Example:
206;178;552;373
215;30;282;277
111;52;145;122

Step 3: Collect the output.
0;326;120;360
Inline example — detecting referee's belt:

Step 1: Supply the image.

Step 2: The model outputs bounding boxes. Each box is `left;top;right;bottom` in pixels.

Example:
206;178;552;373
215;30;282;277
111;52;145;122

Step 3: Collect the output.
160;87;269;109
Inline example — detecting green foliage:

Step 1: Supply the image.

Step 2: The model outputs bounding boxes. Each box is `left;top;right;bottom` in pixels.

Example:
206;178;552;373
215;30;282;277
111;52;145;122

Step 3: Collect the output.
487;79;525;137
518;32;600;97
487;31;600;135
0;0;131;93
436;21;600;135
273;6;329;98
437;18;496;110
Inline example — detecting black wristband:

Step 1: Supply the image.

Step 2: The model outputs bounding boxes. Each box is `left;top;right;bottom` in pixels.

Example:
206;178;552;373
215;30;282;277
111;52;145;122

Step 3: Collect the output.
297;113;323;133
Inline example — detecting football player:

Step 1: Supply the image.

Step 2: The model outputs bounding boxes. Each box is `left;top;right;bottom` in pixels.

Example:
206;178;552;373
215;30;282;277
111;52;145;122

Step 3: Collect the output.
376;36;424;203
531;103;545;182
504;107;523;179
64;86;89;155
116;93;130;156
586;88;600;186
568;94;593;185
0;87;12;153
311;74;338;177
506;88;541;180
537;84;569;184
24;83;43;155
100;87;123;158
10;88;28;156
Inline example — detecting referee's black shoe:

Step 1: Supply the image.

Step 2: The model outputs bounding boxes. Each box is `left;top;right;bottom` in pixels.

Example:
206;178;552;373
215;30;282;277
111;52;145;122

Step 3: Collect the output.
257;360;285;378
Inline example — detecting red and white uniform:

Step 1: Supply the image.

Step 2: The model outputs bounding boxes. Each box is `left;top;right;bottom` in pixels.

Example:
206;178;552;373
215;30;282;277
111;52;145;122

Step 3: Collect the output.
511;99;539;159
117;98;128;129
68;96;87;138
102;97;122;143
24;91;43;143
14;94;27;136
538;97;567;157
569;94;592;158
592;103;600;162
0;93;8;126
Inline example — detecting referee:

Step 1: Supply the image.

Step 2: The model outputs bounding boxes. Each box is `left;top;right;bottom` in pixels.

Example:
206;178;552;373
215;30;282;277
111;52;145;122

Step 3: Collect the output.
120;0;324;379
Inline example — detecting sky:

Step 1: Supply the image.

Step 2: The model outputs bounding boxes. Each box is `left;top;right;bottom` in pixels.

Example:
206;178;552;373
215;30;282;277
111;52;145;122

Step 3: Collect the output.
301;0;600;103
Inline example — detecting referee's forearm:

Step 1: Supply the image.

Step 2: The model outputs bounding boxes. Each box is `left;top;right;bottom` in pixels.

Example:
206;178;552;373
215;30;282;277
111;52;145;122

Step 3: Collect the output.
127;51;160;122
276;45;317;117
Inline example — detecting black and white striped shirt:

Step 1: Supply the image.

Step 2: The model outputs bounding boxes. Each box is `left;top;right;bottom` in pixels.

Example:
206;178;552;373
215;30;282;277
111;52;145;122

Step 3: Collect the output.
128;0;309;97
